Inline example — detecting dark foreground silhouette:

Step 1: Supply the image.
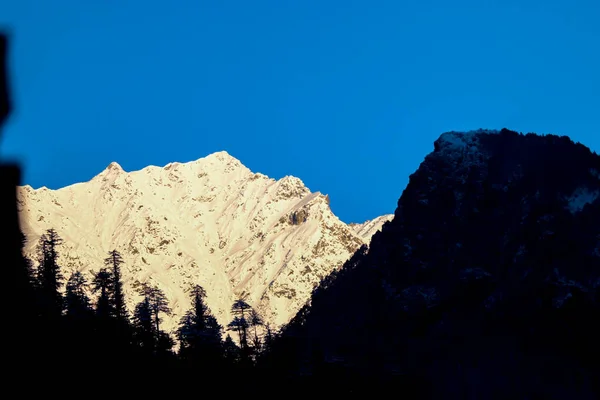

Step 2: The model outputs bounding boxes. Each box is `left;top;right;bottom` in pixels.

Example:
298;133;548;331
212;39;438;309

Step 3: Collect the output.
2;33;599;398
268;129;600;398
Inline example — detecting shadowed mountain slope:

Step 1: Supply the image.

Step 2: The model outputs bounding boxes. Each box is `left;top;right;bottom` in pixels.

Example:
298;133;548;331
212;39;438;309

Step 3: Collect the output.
269;129;600;398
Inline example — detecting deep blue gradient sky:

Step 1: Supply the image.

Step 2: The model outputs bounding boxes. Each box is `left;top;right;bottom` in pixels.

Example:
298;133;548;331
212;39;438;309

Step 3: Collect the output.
1;0;598;223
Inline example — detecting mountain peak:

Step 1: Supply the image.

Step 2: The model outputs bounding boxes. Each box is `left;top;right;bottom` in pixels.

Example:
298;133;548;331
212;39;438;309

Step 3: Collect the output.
203;150;239;163
90;161;124;182
276;175;310;200
434;129;499;153
106;161;123;171
189;150;246;174
428;129;504;173
279;175;306;188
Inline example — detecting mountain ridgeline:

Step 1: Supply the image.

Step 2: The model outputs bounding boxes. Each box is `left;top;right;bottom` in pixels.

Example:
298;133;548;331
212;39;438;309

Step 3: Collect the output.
16;151;392;335
7;128;600;397
265;129;600;397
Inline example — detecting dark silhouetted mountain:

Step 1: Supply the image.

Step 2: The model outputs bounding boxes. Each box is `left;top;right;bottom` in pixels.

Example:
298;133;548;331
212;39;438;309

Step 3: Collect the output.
268;129;600;398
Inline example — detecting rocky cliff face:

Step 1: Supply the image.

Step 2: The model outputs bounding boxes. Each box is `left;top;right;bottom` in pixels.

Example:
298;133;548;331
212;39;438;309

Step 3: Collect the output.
17;151;389;334
275;129;600;398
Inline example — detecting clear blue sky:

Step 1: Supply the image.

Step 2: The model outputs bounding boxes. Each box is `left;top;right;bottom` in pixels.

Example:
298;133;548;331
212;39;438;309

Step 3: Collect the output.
0;0;598;223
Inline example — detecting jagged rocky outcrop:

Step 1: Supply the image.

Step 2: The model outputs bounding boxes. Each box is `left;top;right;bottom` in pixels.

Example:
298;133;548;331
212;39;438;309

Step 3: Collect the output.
273;129;600;398
17;151;389;335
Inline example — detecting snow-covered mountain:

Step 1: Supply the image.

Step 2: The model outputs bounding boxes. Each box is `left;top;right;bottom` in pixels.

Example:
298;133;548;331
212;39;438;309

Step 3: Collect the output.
349;214;394;241
17;151;391;335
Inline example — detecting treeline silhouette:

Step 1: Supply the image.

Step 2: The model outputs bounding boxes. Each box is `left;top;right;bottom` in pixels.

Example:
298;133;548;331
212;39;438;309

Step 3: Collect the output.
4;32;599;397
8;136;600;397
15;225;407;396
15;228;296;392
0;31;340;395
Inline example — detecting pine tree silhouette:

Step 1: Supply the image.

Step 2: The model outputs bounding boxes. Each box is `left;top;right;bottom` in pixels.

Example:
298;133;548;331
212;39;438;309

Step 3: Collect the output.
92;268;114;320
104;249;128;321
35;228;64;318
177;284;224;372
65;271;92;319
133;282;173;359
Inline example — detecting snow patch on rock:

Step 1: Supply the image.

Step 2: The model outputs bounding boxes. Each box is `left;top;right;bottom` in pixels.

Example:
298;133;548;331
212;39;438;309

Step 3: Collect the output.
565;187;599;214
349;214;394;242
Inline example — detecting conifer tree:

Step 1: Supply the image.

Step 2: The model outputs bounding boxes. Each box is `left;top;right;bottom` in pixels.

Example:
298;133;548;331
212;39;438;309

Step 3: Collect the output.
65;271;92;319
133;283;172;353
231;298;252;318
35;228;64;317
177;284;223;367
223;334;240;365
249;308;264;352
228;298;257;366
63;270;95;364
229;298;251;349
31;229;65;370
133;295;154;351
104;249;127;321
263;323;275;354
92;268;114;319
147;285;170;333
